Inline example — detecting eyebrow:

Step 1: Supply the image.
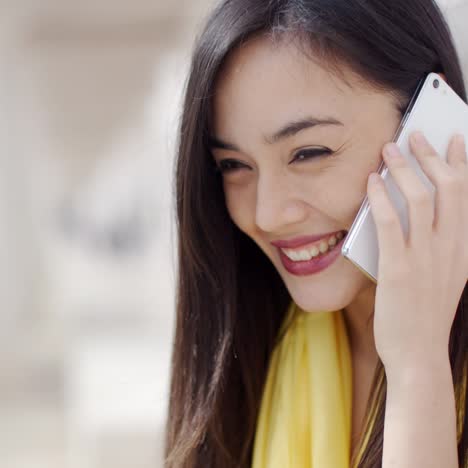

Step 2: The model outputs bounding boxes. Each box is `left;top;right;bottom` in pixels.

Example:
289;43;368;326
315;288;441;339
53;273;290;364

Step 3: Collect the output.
208;116;344;151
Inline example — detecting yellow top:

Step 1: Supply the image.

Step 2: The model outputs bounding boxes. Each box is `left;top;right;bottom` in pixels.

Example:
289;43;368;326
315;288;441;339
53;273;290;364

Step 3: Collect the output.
251;300;466;468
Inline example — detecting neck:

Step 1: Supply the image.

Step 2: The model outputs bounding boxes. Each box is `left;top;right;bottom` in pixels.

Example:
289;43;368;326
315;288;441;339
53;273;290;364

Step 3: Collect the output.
342;282;379;367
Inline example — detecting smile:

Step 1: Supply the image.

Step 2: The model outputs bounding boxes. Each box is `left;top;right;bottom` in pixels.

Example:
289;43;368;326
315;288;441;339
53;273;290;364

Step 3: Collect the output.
277;233;346;276
280;231;345;261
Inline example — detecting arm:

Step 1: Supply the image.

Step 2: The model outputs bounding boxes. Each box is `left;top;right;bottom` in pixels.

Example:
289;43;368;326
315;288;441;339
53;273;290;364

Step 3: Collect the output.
382;354;459;468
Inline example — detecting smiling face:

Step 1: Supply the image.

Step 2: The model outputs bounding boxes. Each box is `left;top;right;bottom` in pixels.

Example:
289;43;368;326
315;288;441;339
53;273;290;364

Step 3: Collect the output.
210;34;404;313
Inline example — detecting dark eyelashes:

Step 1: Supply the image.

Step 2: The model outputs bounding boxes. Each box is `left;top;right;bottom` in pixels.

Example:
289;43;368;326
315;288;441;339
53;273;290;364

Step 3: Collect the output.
214;159;246;174
214;148;334;175
292;148;333;163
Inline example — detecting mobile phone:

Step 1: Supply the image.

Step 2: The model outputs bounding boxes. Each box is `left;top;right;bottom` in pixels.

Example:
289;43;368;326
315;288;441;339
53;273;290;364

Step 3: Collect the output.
341;72;468;283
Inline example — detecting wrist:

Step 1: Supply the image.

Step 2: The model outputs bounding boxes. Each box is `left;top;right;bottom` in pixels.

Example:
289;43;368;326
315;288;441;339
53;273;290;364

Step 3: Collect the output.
384;350;451;385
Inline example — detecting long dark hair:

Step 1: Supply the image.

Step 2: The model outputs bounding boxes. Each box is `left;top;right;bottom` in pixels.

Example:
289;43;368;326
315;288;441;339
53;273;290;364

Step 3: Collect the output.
164;1;468;466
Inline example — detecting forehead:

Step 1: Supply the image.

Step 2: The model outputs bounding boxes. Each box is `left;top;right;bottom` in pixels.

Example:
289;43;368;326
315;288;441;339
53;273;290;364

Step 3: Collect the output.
212;35;375;138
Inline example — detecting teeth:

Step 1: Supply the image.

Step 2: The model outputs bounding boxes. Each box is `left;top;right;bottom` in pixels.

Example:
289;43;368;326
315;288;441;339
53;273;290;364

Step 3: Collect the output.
319;240;329;253
281;232;345;262
298;250;310;261
288;251;298;261
309;246;319;257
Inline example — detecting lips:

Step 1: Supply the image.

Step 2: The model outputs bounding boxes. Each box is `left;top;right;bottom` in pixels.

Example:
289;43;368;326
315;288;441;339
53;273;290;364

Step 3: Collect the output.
270;230;348;249
278;234;346;276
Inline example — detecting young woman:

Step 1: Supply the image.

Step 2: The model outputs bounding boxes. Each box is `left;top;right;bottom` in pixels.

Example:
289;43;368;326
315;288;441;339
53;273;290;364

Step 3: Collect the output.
164;1;467;467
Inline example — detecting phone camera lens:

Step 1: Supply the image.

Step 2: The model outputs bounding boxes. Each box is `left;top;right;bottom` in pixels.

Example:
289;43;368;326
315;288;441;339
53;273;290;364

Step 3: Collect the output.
433;79;440;88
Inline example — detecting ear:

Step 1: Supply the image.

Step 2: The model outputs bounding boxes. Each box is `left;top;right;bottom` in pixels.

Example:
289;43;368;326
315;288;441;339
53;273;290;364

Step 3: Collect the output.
437;72;447;82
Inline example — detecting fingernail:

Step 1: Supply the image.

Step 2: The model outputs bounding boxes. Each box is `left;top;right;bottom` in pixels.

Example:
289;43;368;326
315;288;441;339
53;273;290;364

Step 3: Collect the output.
384;143;400;158
455;133;465;145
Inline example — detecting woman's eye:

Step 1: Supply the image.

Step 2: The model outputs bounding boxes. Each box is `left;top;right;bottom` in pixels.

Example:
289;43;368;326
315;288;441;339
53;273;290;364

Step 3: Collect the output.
215;159;248;174
292;148;332;163
214;148;333;175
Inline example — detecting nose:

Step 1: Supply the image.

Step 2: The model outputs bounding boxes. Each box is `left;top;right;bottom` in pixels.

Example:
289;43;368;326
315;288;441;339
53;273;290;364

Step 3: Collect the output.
255;171;308;233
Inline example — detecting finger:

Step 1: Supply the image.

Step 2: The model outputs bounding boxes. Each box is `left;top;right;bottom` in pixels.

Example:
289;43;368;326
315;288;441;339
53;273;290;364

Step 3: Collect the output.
367;172;406;265
382;141;433;249
409;131;464;238
445;135;468;271
446;133;467;170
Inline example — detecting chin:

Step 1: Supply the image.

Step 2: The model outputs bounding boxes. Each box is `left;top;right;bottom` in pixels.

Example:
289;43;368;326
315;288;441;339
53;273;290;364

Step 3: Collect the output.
289;289;349;314
281;261;371;313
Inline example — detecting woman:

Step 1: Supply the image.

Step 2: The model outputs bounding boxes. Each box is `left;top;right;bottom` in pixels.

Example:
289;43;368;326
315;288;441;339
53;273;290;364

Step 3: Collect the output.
164;1;467;467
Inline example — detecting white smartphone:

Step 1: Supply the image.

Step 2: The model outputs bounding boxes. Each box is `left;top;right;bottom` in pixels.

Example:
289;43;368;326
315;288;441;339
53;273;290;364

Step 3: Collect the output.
341;72;468;283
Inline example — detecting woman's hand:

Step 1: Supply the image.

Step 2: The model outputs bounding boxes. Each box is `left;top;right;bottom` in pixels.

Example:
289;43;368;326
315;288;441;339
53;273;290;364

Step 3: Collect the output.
366;131;467;376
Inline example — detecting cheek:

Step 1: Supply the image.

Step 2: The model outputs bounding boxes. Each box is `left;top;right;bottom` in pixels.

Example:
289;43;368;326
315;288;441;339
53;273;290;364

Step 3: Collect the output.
338;151;382;225
303;157;379;226
224;185;254;232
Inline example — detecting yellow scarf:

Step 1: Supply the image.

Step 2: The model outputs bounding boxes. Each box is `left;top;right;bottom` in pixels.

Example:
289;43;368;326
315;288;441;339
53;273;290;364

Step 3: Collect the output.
252;300;467;468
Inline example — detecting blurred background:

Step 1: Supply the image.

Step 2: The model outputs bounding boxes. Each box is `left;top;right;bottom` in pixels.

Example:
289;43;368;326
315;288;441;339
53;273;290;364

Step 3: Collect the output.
0;1;466;467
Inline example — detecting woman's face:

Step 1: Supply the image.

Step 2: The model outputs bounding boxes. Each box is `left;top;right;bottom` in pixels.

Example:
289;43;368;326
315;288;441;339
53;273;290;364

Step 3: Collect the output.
210;35;403;313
